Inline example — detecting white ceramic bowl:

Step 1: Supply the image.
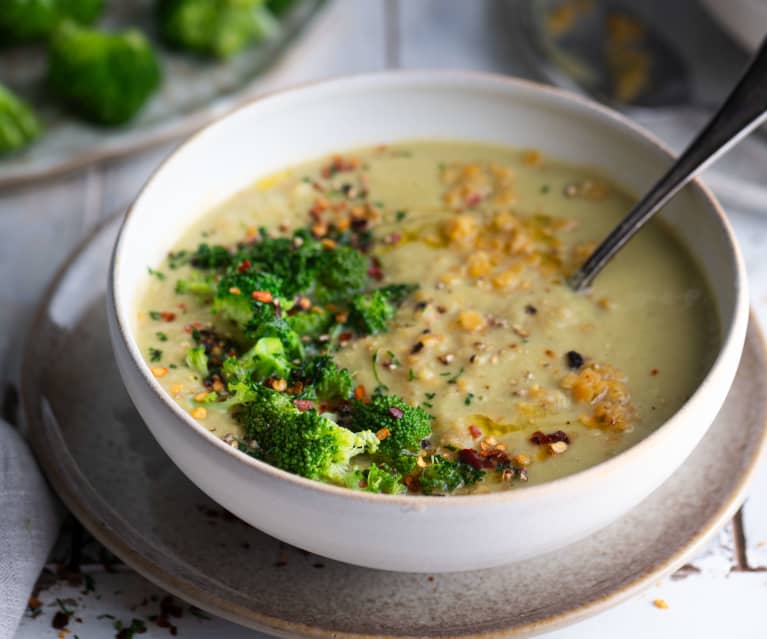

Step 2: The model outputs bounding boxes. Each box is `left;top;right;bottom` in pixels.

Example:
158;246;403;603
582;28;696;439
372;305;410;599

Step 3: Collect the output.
108;71;748;573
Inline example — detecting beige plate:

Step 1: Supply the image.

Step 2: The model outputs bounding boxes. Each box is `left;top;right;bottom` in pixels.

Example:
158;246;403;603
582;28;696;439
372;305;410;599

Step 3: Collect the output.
21;214;767;639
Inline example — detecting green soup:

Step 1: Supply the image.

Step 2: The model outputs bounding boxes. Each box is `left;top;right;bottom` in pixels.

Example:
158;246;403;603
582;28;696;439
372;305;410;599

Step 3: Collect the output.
136;141;718;495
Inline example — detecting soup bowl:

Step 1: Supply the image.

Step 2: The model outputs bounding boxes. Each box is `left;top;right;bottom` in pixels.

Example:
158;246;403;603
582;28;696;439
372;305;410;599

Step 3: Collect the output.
108;71;748;572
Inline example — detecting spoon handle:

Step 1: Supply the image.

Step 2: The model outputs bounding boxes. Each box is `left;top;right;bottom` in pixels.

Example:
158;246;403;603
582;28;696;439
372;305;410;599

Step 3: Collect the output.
569;37;767;291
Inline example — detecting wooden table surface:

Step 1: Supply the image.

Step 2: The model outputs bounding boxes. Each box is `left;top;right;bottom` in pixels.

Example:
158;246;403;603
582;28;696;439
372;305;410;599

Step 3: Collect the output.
6;2;767;637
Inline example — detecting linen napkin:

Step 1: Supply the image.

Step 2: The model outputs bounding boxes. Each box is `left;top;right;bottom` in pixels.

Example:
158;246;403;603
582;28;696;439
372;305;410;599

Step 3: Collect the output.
0;418;63;639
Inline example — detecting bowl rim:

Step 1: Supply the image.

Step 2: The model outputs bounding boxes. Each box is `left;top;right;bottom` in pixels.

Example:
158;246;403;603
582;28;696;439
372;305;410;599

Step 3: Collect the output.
110;69;749;506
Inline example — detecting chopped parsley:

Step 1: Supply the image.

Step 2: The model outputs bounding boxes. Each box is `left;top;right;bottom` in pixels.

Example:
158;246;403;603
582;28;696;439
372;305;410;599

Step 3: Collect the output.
149;348;163;362
447;367;465;384
155;331;168;342
464;392;475;406
395;210;408;221
148;310;162;320
147;266;166;281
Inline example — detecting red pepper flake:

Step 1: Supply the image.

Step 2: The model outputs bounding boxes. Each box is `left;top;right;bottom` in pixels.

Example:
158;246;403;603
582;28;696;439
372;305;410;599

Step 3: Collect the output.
466;193;482;207
237;259;252;273
367;258;383;281
459;448;486;469
354;384;367;401
251;290;273;303
650;368;659;376
386;232;402;245
294;399;314;412
160;311;176;322
530;430;570;445
177;302;186;311
338;331;354;342
468;424;482;439
389;406;404;419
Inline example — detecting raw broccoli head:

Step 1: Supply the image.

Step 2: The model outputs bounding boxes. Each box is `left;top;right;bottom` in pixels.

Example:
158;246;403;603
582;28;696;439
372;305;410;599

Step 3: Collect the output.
378;283;418;306
351;394;432;463
157;0;279;59
418;455;485;495
48;21;161;125
0;83;42;155
0;0;103;43
238;385;378;482
365;463;406;494
301;355;354;402
212;271;284;327
348;289;395;335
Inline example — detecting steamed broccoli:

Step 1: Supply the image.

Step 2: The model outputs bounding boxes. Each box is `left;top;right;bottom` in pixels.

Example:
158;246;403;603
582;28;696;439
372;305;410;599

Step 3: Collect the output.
315;245;368;301
0;0;103;43
237;385;378;482
286;308;331;338
365;463;406;494
0;84;42;155
48;21;161;125
378;283;418;306
351;394;432;471
175;273;216;297
348;289;395;335
186;346;209;378
189;243;234;269
238;336;292;381
157;0;279;60
238;231;322;296
418;455;485;495
212;271;283;326
246;317;303;360
302;355;354;402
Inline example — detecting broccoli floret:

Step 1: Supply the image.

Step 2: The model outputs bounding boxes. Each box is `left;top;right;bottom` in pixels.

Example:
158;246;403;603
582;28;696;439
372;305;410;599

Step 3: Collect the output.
0;84;42;155
348;290;395;335
302;355;354;402
351;394;432;465
0;0;103;43
185;346;209;378
238;385;378;482
315;245;369;301
212;271;283;327
418;455;485;495
238;231;322;296
175;273;216;297
365;463;406;494
48;21;161;125
246;317;303;360
157;0;279;60
378;283;418;306
239;336;292;381
189;243;234;269
286;308;332;338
